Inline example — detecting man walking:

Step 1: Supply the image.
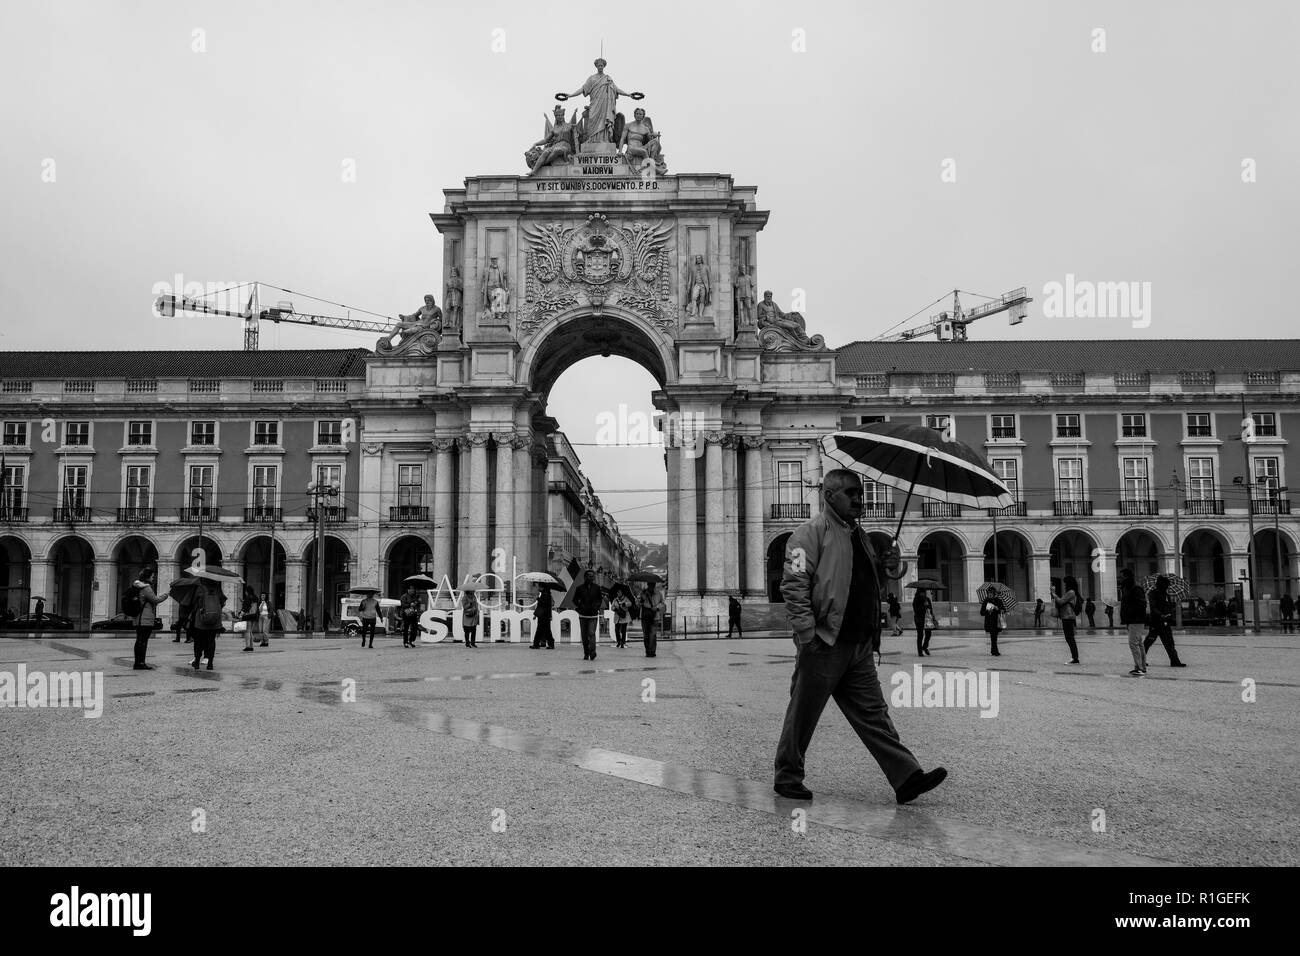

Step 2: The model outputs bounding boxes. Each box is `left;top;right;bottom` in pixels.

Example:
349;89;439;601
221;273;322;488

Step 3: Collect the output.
886;592;903;636
574;570;604;661
1119;569;1148;676
1143;575;1186;667
1280;592;1295;634
774;469;947;804
726;595;743;639
399;584;422;647
638;582;664;657
1084;596;1097;629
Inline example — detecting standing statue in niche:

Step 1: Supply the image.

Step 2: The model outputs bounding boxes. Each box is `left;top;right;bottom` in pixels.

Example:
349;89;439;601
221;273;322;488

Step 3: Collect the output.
444;266;463;333
482;256;511;321
556;58;644;145
684;255;711;318
734;266;755;331
618;108;667;177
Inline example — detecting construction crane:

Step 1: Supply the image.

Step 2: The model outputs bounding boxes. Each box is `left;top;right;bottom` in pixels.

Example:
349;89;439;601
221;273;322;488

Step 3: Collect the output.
153;283;395;350
878;287;1032;343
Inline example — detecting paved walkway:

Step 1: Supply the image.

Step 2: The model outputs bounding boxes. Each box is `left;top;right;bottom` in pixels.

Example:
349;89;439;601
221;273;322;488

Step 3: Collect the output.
1;628;1295;866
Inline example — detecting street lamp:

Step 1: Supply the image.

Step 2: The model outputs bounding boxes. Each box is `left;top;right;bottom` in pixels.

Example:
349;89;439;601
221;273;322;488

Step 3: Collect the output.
1170;470;1183;628
307;479;340;631
1275;485;1290;607
1232;474;1260;631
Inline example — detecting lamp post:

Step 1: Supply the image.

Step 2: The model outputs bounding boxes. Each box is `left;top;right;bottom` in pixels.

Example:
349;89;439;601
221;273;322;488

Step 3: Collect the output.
1233;474;1260;632
1170;470;1183;628
1275;485;1289;608
307;479;340;631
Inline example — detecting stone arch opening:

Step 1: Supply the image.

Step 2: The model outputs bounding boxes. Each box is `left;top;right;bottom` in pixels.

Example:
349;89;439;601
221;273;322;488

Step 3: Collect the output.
0;536;32;619
523;309;672;398
1183;528;1229;599
983;529;1033;600
917;531;966;600
112;535;160;614
767;532;792;602
386;534;433;597
302;536;352;628
1250;529;1295;598
1049;529;1100;602
240;535;289;611
1117;528;1163;580
176;536;224;570
49;535;94;625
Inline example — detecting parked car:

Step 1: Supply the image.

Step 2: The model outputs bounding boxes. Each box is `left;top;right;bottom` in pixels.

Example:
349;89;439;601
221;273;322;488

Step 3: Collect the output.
0;612;76;631
91;613;164;631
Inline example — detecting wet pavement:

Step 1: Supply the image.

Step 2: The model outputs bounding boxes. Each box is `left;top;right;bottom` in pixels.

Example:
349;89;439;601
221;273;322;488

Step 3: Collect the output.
1;627;1295;866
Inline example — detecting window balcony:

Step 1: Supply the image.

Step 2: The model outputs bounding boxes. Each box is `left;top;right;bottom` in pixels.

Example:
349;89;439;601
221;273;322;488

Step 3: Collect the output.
307;505;348;522
1183;499;1224;515
178;506;220;522
1055;427;1082;438
1120;427;1148;438
921;502;962;519
1251;498;1292;515
389;505;429;522
53;506;92;522
0;507;28;522
990;427;1017;439
1119;499;1159;516
988;502;1027;517
860;503;896;519
116;507;155;523
243;507;282;523
771;503;810;520
1053;499;1093;517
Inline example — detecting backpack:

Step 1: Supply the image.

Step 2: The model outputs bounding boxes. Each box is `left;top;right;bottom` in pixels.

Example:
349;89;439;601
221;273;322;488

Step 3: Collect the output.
122;584;144;617
193;586;224;630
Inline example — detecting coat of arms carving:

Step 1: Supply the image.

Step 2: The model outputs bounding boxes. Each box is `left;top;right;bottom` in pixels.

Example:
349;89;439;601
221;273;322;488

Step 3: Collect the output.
521;213;676;338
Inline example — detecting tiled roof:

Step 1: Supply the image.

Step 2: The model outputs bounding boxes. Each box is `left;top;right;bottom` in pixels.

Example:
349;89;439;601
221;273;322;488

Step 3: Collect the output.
0;349;370;380
834;340;1300;375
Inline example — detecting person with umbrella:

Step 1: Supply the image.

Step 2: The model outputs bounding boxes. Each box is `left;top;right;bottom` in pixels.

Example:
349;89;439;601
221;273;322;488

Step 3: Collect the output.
183;568;236;670
981;593;1004;657
531;580;556;649
574;569;604;661
459;579;481;648
399;583;422;647
356;590;381;649
774;468;947;804
1142;575;1186;667
632;573;665;657
611;584;634;648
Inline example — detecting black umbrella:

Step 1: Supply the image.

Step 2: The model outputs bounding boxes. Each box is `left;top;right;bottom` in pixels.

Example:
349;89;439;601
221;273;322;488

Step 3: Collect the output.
629;571;663;584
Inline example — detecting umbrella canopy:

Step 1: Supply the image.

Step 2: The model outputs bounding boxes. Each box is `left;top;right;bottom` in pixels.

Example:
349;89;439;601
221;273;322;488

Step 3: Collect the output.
403;574;439;587
977;582;1019;612
349;586;382;595
905;579;946;590
167;578;203;605
1139;574;1192;601
459;576;485;592
821;425;1012;510
629;570;663;583
534;580;566;592
183;566;244;585
30;595;47;602
518;571;561;586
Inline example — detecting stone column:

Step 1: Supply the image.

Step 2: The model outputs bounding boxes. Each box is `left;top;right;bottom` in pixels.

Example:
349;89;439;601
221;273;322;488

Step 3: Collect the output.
492;432;515;581
355;443;383;589
432;439;456;581
466;433;491;578
27;559;51;616
532;449;549;573
721;434;739;593
284;557;306;621
678;441;698;595
666;444;680;594
704;431;725;595
963;554;985;604
512;435;533;578
1031;552;1053;603
742;437;766;597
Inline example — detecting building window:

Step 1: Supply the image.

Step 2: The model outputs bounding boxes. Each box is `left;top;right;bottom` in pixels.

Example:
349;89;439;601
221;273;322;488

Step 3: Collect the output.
317;420;343;446
252;465;278;510
992;459;1019;500
62;465;88;510
1186;413;1212;438
1055;414;1081;439
65;421;90;446
125;465;152;508
191;421;216;446
1121;413;1147;438
925;414;950;432
777;461;803;505
3;421;27;446
990;415;1017;439
316;464;342;491
1254;457;1280;496
127;421;153;446
863;478;888;507
858;415;886;426
1251;412;1278;437
1123;458;1150;501
1187;458;1215;499
397;465;422;507
1057;458;1083;500
253;421;279;446
189;465;214;510
2;463;24;510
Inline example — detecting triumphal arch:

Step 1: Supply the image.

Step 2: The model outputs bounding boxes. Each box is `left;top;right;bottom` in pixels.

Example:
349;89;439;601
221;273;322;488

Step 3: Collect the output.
362;58;840;619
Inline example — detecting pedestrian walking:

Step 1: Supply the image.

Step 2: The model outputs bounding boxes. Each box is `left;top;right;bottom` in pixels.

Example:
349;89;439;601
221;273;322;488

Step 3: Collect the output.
188;578;226;671
1084;597;1097;629
1280;593;1295;634
982;595;1003;656
1034;597;1044;628
460;589;480;648
257;593;271;646
1119;568;1148;676
1104;601;1115;630
240;585;260;652
1053;575;1082;664
574;570;604;661
399;584;422;647
1143;576;1185;667
531;583;555;649
128;566;166;670
774;469;946;804
886;592;903;636
912;588;934;656
1227;595;1240;626
357;593;380;649
726;595;743;639
34;597;44;618
638;582;664;657
612;589;632;647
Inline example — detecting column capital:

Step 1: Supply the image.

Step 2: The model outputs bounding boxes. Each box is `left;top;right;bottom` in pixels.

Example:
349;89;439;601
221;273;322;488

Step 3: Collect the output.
722;433;741;450
741;435;766;450
431;438;458;453
490;431;515;447
703;430;727;446
531;450;549;469
462;432;491;448
510;433;533;450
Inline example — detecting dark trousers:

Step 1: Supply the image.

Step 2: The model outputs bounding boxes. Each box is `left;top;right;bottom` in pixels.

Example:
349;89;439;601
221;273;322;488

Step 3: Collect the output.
1034;611;1043;627
402;617;419;645
191;629;216;663
640;612;658;657
1143;619;1182;664
1086;613;1096;628
726;616;742;638
463;625;477;646
1062;619;1079;661
360;619;376;645
533;616;553;648
914;618;930;654
579;617;598;657
1281;612;1294;634
987;627;1000;652
774;638;922;791
133;626;152;665
614;622;628;646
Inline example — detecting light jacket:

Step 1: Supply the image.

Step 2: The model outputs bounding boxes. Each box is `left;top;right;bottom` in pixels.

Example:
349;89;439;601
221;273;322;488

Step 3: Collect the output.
133;580;164;627
781;505;884;647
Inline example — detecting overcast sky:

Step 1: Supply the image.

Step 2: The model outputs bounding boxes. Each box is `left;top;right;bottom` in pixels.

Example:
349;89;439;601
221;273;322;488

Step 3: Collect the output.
3;0;1297;542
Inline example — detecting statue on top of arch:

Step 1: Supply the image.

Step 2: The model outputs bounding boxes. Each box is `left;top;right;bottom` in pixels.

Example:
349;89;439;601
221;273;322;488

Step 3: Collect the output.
376;294;443;356
756;290;826;351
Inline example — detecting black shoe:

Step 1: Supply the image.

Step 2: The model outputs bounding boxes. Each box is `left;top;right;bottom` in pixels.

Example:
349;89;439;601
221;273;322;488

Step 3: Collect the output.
206;661;214;670
991;649;1000;656
132;663;152;670
1171;661;1187;667
243;647;254;653
896;767;947;805
172;637;180;643
774;782;813;800
192;659;200;670
368;642;374;648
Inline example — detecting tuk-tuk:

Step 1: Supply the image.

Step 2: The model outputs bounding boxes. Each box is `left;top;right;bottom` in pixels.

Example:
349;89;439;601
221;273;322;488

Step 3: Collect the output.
340;597;401;636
